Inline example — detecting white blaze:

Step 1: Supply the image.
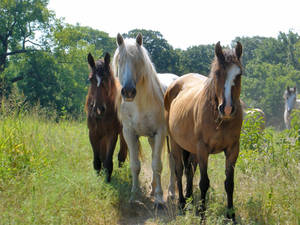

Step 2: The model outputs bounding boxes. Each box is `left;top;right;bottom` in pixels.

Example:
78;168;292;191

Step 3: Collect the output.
96;75;101;87
224;65;240;106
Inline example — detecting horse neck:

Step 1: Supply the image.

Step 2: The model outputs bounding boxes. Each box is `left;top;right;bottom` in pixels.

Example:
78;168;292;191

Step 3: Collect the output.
202;77;218;114
136;64;164;109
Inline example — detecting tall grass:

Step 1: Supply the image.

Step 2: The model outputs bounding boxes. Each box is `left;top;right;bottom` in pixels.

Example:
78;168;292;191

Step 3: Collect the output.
1;98;300;224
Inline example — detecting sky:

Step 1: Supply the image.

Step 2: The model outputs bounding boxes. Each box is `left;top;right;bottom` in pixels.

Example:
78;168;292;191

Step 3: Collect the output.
48;0;300;50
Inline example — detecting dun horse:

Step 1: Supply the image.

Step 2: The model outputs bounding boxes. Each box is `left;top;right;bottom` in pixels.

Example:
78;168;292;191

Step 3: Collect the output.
113;33;177;207
284;86;300;129
164;42;243;221
85;53;127;182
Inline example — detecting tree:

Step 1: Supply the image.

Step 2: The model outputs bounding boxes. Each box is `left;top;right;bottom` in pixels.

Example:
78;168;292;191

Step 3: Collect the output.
179;45;214;75
0;0;54;96
123;29;180;74
16;51;59;109
53;23;115;57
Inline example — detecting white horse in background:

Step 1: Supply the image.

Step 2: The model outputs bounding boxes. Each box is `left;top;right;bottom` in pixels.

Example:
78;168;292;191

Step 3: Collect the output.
113;33;178;207
284;86;300;129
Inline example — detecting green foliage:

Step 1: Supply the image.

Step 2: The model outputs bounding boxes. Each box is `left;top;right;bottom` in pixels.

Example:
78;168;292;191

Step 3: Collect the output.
1;0;300;126
0;0;54;71
179;45;214;75
1;104;300;224
240;110;266;151
123;29;181;74
291;109;300;130
241;61;300;126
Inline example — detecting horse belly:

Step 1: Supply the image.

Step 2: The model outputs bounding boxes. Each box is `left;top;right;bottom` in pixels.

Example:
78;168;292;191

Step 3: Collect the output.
168;98;198;154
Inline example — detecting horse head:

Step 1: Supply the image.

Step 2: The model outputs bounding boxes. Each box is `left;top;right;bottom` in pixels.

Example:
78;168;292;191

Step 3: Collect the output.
284;86;297;113
212;42;243;120
87;52;112;119
114;33;147;102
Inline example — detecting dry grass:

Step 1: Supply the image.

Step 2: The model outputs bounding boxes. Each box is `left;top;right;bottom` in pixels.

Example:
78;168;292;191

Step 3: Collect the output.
0;107;299;224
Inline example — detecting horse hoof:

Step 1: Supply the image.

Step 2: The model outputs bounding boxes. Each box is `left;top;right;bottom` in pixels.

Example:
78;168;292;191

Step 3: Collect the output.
226;212;236;224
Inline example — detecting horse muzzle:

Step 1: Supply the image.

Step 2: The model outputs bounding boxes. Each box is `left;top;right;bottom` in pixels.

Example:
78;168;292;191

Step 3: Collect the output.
121;86;136;102
90;102;106;119
218;103;236;119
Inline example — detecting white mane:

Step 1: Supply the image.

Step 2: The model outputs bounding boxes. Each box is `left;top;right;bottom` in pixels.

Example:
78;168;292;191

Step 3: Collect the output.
113;38;164;108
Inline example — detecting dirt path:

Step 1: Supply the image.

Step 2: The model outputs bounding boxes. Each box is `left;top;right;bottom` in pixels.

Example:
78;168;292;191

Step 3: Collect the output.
118;158;178;225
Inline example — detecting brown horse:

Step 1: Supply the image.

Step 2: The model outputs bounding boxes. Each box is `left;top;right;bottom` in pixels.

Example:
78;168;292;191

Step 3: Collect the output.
164;42;243;221
85;52;127;182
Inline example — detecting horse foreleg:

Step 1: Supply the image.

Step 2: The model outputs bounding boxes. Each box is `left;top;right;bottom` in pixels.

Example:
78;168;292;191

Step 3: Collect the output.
147;137;156;197
151;131;165;207
89;131;102;174
224;143;239;222
123;128;141;202
118;130;128;167
104;134;118;182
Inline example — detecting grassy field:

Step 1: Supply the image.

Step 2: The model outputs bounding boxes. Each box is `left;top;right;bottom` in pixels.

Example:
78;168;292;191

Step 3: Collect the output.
1;105;300;225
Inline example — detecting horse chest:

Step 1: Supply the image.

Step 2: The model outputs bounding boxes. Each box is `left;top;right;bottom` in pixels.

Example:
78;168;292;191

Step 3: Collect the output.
120;103;163;136
203;126;240;153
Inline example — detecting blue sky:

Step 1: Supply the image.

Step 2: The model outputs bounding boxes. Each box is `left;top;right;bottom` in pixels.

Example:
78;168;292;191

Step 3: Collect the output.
49;0;300;49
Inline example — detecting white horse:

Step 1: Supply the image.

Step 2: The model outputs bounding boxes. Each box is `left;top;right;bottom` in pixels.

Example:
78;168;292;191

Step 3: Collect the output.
113;33;177;207
284;86;300;129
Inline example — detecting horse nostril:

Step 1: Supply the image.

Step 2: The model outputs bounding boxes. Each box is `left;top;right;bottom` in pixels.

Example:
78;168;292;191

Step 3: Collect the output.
218;104;225;114
121;88;126;96
100;105;105;113
131;88;136;97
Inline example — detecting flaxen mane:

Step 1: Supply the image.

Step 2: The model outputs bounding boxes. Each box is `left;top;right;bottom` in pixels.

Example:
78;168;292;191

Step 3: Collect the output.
113;38;164;108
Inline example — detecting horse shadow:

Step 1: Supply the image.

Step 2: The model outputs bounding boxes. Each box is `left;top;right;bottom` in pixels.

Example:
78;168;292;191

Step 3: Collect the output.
95;164;178;225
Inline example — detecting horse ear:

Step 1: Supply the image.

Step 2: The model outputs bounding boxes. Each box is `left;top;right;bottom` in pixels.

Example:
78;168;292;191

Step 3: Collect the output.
117;33;124;46
215;42;225;63
104;52;110;67
88;53;95;68
235;41;243;60
136;33;143;46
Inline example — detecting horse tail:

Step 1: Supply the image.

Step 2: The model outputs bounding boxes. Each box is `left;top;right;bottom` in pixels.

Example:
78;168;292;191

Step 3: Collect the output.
164;81;181;112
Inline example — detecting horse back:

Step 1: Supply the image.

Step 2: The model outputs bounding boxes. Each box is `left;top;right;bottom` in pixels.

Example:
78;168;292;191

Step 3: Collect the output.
164;73;206;112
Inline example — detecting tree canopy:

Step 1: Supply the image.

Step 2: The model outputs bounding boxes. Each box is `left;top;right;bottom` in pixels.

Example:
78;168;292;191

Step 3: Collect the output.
1;0;299;127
